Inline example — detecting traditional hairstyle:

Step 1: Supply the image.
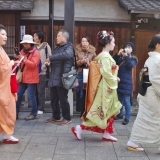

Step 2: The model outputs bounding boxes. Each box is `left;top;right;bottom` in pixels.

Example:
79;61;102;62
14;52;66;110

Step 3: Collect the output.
148;34;160;49
97;30;114;47
0;24;5;31
59;29;69;41
33;30;44;43
82;36;90;43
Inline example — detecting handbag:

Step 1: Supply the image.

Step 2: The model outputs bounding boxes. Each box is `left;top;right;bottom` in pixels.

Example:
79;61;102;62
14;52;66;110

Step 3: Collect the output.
16;53;30;83
61;48;79;90
62;68;79;90
16;68;23;83
83;68;89;83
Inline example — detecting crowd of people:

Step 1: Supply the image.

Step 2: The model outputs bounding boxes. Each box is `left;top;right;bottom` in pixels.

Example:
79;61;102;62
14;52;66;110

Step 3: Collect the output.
1;23;160;153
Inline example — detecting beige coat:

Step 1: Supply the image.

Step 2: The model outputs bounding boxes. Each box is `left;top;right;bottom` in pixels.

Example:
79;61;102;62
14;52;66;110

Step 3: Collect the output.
75;44;96;73
35;42;52;75
0;47;16;135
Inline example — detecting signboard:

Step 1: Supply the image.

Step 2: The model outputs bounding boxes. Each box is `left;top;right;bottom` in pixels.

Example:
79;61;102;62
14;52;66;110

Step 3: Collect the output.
20;26;25;40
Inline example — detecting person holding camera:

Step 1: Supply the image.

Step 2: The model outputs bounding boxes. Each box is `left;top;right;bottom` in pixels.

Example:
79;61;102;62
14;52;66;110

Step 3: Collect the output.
113;42;138;125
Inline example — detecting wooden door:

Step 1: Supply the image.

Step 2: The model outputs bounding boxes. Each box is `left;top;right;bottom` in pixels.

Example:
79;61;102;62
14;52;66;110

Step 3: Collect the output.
133;30;158;98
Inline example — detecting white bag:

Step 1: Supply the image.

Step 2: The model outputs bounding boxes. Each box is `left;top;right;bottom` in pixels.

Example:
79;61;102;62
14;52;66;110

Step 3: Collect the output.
83;68;89;83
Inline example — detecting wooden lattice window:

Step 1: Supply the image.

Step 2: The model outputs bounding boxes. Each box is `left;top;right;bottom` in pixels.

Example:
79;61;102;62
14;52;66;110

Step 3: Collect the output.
0;13;15;56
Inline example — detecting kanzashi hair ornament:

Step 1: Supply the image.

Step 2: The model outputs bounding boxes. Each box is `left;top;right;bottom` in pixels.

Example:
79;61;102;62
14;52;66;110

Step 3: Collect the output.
102;31;108;39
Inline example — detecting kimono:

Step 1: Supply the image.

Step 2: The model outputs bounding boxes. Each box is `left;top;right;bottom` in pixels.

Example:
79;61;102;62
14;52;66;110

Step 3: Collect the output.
0;47;16;135
130;51;160;144
81;51;122;133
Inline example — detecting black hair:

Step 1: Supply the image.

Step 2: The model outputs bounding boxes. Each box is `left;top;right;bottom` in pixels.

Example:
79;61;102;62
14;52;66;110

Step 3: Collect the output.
82;36;90;43
0;24;5;31
148;34;160;49
97;31;114;47
30;44;34;47
33;30;44;43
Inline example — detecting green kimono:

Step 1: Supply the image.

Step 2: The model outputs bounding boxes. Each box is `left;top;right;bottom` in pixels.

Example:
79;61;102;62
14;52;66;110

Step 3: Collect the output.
83;51;122;129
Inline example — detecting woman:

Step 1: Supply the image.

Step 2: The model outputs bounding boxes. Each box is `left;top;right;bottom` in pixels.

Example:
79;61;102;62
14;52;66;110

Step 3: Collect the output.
0;24;19;144
16;35;40;120
75;36;96;116
127;34;160;152
113;42;138;125
71;31;121;141
33;30;52;115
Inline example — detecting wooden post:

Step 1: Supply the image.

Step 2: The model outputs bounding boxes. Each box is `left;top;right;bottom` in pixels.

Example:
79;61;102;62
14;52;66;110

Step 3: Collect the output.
64;0;75;44
15;11;20;47
64;0;75;116
49;0;54;49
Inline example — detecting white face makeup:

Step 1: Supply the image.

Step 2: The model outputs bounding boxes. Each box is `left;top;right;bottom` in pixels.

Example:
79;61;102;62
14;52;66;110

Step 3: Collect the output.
0;29;7;46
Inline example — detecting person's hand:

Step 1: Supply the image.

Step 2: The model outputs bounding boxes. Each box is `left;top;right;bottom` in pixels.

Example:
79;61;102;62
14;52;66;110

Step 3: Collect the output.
117;77;120;83
14;60;20;66
14;54;22;60
81;58;87;64
13;93;18;101
121;51;128;57
10;60;14;66
85;58;89;66
44;62;50;66
118;49;124;55
107;87;112;93
45;58;50;63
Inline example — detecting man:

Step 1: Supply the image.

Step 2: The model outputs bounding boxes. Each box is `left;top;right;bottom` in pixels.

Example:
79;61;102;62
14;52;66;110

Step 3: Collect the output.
45;29;74;125
113;42;138;125
33;30;52;115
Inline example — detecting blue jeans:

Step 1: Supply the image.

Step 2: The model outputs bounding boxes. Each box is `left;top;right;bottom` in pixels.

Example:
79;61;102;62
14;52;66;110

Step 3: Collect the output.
16;83;37;116
118;92;131;120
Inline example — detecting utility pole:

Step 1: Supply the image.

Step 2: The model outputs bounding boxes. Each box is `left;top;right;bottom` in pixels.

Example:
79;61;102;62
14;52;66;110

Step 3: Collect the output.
64;0;75;116
64;0;75;44
49;0;54;49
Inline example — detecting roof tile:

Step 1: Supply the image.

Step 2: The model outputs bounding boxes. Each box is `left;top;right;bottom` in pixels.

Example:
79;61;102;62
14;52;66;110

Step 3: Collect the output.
0;0;34;10
119;0;160;12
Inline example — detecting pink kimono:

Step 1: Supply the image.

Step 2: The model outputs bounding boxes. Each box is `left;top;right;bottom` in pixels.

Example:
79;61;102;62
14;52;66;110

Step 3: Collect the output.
0;47;16;135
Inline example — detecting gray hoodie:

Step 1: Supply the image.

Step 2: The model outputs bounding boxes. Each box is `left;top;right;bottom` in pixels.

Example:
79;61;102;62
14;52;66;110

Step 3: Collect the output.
35;42;52;75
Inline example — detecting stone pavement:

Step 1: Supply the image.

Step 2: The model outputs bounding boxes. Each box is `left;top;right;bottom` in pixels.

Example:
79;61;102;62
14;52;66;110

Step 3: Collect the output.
0;112;159;160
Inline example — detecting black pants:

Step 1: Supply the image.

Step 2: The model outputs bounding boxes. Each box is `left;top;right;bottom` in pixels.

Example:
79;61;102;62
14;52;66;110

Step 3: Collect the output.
37;75;46;111
50;86;71;121
76;90;86;116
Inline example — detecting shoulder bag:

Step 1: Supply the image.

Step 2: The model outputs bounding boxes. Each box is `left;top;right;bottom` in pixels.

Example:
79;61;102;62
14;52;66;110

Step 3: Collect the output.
61;48;79;90
16;53;31;83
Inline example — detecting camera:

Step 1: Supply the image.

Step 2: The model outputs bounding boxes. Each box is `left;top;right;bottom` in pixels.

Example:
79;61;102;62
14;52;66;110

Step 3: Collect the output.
14;47;19;55
122;49;126;53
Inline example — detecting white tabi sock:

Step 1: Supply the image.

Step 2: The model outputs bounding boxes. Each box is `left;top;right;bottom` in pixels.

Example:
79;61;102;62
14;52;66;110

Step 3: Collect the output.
103;131;117;141
127;140;139;147
75;125;82;139
3;134;19;141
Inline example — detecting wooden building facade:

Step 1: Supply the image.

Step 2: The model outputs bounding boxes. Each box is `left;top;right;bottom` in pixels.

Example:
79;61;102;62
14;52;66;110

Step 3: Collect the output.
1;0;160;106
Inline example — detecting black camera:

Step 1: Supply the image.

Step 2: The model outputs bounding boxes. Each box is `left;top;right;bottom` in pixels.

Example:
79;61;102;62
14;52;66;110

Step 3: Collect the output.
123;49;126;53
14;47;20;55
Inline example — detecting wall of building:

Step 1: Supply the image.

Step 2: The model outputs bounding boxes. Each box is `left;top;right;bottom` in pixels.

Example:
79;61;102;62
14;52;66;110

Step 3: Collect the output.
21;0;49;20
21;0;131;22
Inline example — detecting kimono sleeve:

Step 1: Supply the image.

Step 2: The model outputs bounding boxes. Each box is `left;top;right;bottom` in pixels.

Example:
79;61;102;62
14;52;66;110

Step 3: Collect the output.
0;55;12;83
148;57;160;94
100;57;118;89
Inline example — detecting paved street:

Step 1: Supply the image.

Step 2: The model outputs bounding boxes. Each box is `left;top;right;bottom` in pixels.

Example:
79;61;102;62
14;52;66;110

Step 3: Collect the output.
0;112;159;160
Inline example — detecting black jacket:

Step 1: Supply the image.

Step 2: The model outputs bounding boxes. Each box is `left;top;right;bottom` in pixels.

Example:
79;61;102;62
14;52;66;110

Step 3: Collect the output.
113;53;138;95
48;42;74;87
